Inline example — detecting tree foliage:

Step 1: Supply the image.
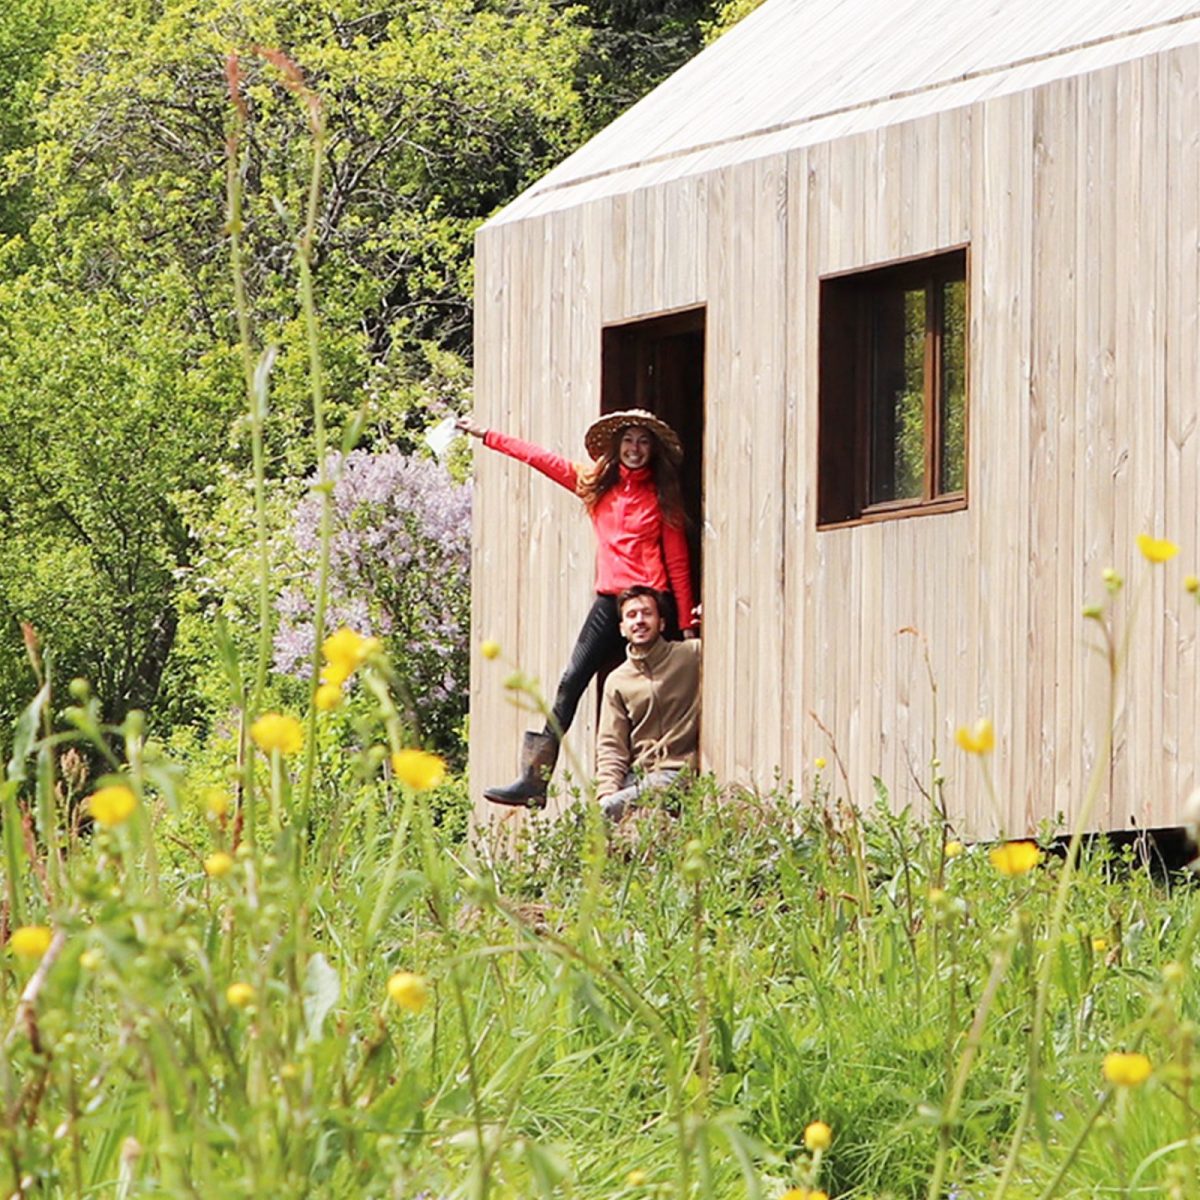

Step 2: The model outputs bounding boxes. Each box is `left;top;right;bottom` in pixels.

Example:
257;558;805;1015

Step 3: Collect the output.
0;0;590;730
0;0;735;738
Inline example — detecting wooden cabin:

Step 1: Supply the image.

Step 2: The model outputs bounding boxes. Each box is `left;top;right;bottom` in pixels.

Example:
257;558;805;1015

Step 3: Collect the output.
469;0;1200;838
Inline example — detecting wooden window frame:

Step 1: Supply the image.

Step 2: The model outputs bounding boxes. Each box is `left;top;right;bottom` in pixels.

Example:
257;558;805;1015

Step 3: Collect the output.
817;247;969;529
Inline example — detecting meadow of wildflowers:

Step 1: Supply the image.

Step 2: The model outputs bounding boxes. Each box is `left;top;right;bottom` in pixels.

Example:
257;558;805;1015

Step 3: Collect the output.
3;37;1200;1200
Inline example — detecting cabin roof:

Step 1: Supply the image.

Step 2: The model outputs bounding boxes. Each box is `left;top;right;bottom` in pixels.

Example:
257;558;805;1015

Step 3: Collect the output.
489;0;1200;225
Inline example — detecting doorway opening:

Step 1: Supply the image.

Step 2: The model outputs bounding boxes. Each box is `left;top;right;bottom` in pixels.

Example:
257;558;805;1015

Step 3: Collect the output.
600;305;706;611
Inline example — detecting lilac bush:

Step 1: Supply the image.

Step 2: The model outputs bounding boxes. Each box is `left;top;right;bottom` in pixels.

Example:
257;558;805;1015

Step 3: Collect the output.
275;449;471;754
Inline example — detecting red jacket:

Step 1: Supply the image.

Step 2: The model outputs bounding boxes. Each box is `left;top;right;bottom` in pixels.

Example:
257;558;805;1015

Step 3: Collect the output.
483;430;696;630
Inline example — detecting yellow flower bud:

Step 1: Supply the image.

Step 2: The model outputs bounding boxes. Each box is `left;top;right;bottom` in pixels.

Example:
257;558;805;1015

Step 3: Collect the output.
226;982;256;1008
625;1169;647;1186
1102;1050;1152;1087
480;639;501;660
390;749;446;791
79;948;103;971
88;784;138;828
988;840;1041;876
204;789;230;818
1137;534;1179;564
314;683;343;712
321;627;378;684
1186;575;1200;595
955;718;994;755
387;971;428;1013
204;851;235;879
804;1120;832;1151
944;839;964;859
814;756;827;770
9;925;53;959
250;713;304;755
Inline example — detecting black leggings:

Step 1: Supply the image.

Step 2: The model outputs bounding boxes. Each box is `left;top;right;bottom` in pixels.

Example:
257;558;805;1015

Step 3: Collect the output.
544;591;680;739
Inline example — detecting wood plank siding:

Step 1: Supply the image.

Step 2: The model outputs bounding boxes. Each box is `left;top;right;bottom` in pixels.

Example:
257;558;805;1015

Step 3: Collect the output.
471;9;1200;838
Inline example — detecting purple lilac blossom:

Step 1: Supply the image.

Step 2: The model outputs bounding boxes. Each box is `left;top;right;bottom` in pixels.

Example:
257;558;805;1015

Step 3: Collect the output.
274;449;471;751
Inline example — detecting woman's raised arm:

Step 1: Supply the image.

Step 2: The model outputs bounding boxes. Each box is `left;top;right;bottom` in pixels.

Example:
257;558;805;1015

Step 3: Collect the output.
457;417;580;492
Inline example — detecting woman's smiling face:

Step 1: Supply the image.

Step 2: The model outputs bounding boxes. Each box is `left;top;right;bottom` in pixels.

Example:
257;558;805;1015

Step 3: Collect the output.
618;426;654;469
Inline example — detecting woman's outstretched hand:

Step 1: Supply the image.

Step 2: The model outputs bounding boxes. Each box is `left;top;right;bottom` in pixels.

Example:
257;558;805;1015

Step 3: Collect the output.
455;416;487;440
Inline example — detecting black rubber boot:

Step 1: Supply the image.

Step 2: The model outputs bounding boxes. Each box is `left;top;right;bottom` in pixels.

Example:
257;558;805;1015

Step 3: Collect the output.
484;731;558;808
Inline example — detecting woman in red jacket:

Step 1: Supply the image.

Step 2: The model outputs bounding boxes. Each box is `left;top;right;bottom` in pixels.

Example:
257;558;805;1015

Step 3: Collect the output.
456;409;696;807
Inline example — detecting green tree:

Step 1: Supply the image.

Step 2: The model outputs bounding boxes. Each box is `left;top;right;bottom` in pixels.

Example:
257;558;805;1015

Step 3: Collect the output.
0;0;84;239
0;0;590;729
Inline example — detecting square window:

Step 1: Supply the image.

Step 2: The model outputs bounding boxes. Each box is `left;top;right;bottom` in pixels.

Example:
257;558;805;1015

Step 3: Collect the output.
817;248;968;526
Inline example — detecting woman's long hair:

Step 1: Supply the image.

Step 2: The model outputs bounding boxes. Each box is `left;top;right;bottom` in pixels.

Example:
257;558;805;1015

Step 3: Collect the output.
577;425;685;528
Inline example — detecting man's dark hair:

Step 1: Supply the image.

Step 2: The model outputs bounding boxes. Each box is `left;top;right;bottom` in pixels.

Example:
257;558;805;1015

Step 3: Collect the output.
617;585;663;617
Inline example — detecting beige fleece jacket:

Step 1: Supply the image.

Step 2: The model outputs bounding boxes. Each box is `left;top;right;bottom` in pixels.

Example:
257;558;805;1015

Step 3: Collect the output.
595;637;702;799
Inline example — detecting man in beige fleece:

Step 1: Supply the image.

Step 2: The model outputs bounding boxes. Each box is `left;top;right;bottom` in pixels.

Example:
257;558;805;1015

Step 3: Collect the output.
596;585;701;821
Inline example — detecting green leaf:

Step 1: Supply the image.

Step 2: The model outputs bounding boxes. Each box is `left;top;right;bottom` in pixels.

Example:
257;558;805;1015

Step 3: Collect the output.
1;778;26;924
710;1111;768;1198
521;1139;571;1196
212;615;243;697
251;344;277;421
7;680;48;783
303;952;341;1043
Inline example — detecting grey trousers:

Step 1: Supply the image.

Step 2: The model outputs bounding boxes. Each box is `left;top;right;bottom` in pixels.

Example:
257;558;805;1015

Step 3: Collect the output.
600;769;682;822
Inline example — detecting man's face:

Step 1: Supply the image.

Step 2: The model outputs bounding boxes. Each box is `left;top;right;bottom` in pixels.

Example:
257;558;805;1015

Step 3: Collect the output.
618;426;654;470
619;595;664;647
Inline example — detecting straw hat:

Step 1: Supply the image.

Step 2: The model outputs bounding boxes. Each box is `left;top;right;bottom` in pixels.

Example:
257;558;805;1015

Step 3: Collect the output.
584;408;683;464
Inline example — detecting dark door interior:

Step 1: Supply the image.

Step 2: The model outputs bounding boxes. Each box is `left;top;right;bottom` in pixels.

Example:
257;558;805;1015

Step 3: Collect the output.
600;306;706;607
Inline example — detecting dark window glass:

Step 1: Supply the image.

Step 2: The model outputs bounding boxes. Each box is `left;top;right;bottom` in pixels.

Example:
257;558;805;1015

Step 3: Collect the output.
939;278;967;495
818;248;968;526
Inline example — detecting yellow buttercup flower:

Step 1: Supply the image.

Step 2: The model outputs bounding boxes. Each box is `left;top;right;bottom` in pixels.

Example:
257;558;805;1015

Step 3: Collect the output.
814;756;827;770
625;1169;647;1186
204;789;230;819
945;839;964;859
989;840;1041;876
782;1191;828;1200
314;682;343;712
1092;936;1109;954
250;713;304;755
10;925;53;959
391;748;446;791
321;627;378;685
1103;1051;1152;1087
480;639;501;660
804;1120;832;1151
1186;574;1200;595
955;718;994;755
88;784;138;827
204;851;234;879
387;971;428;1013
1137;533;1179;564
226;982;256;1008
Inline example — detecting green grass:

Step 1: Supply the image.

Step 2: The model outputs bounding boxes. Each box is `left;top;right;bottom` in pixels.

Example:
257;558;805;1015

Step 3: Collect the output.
3;758;1198;1198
